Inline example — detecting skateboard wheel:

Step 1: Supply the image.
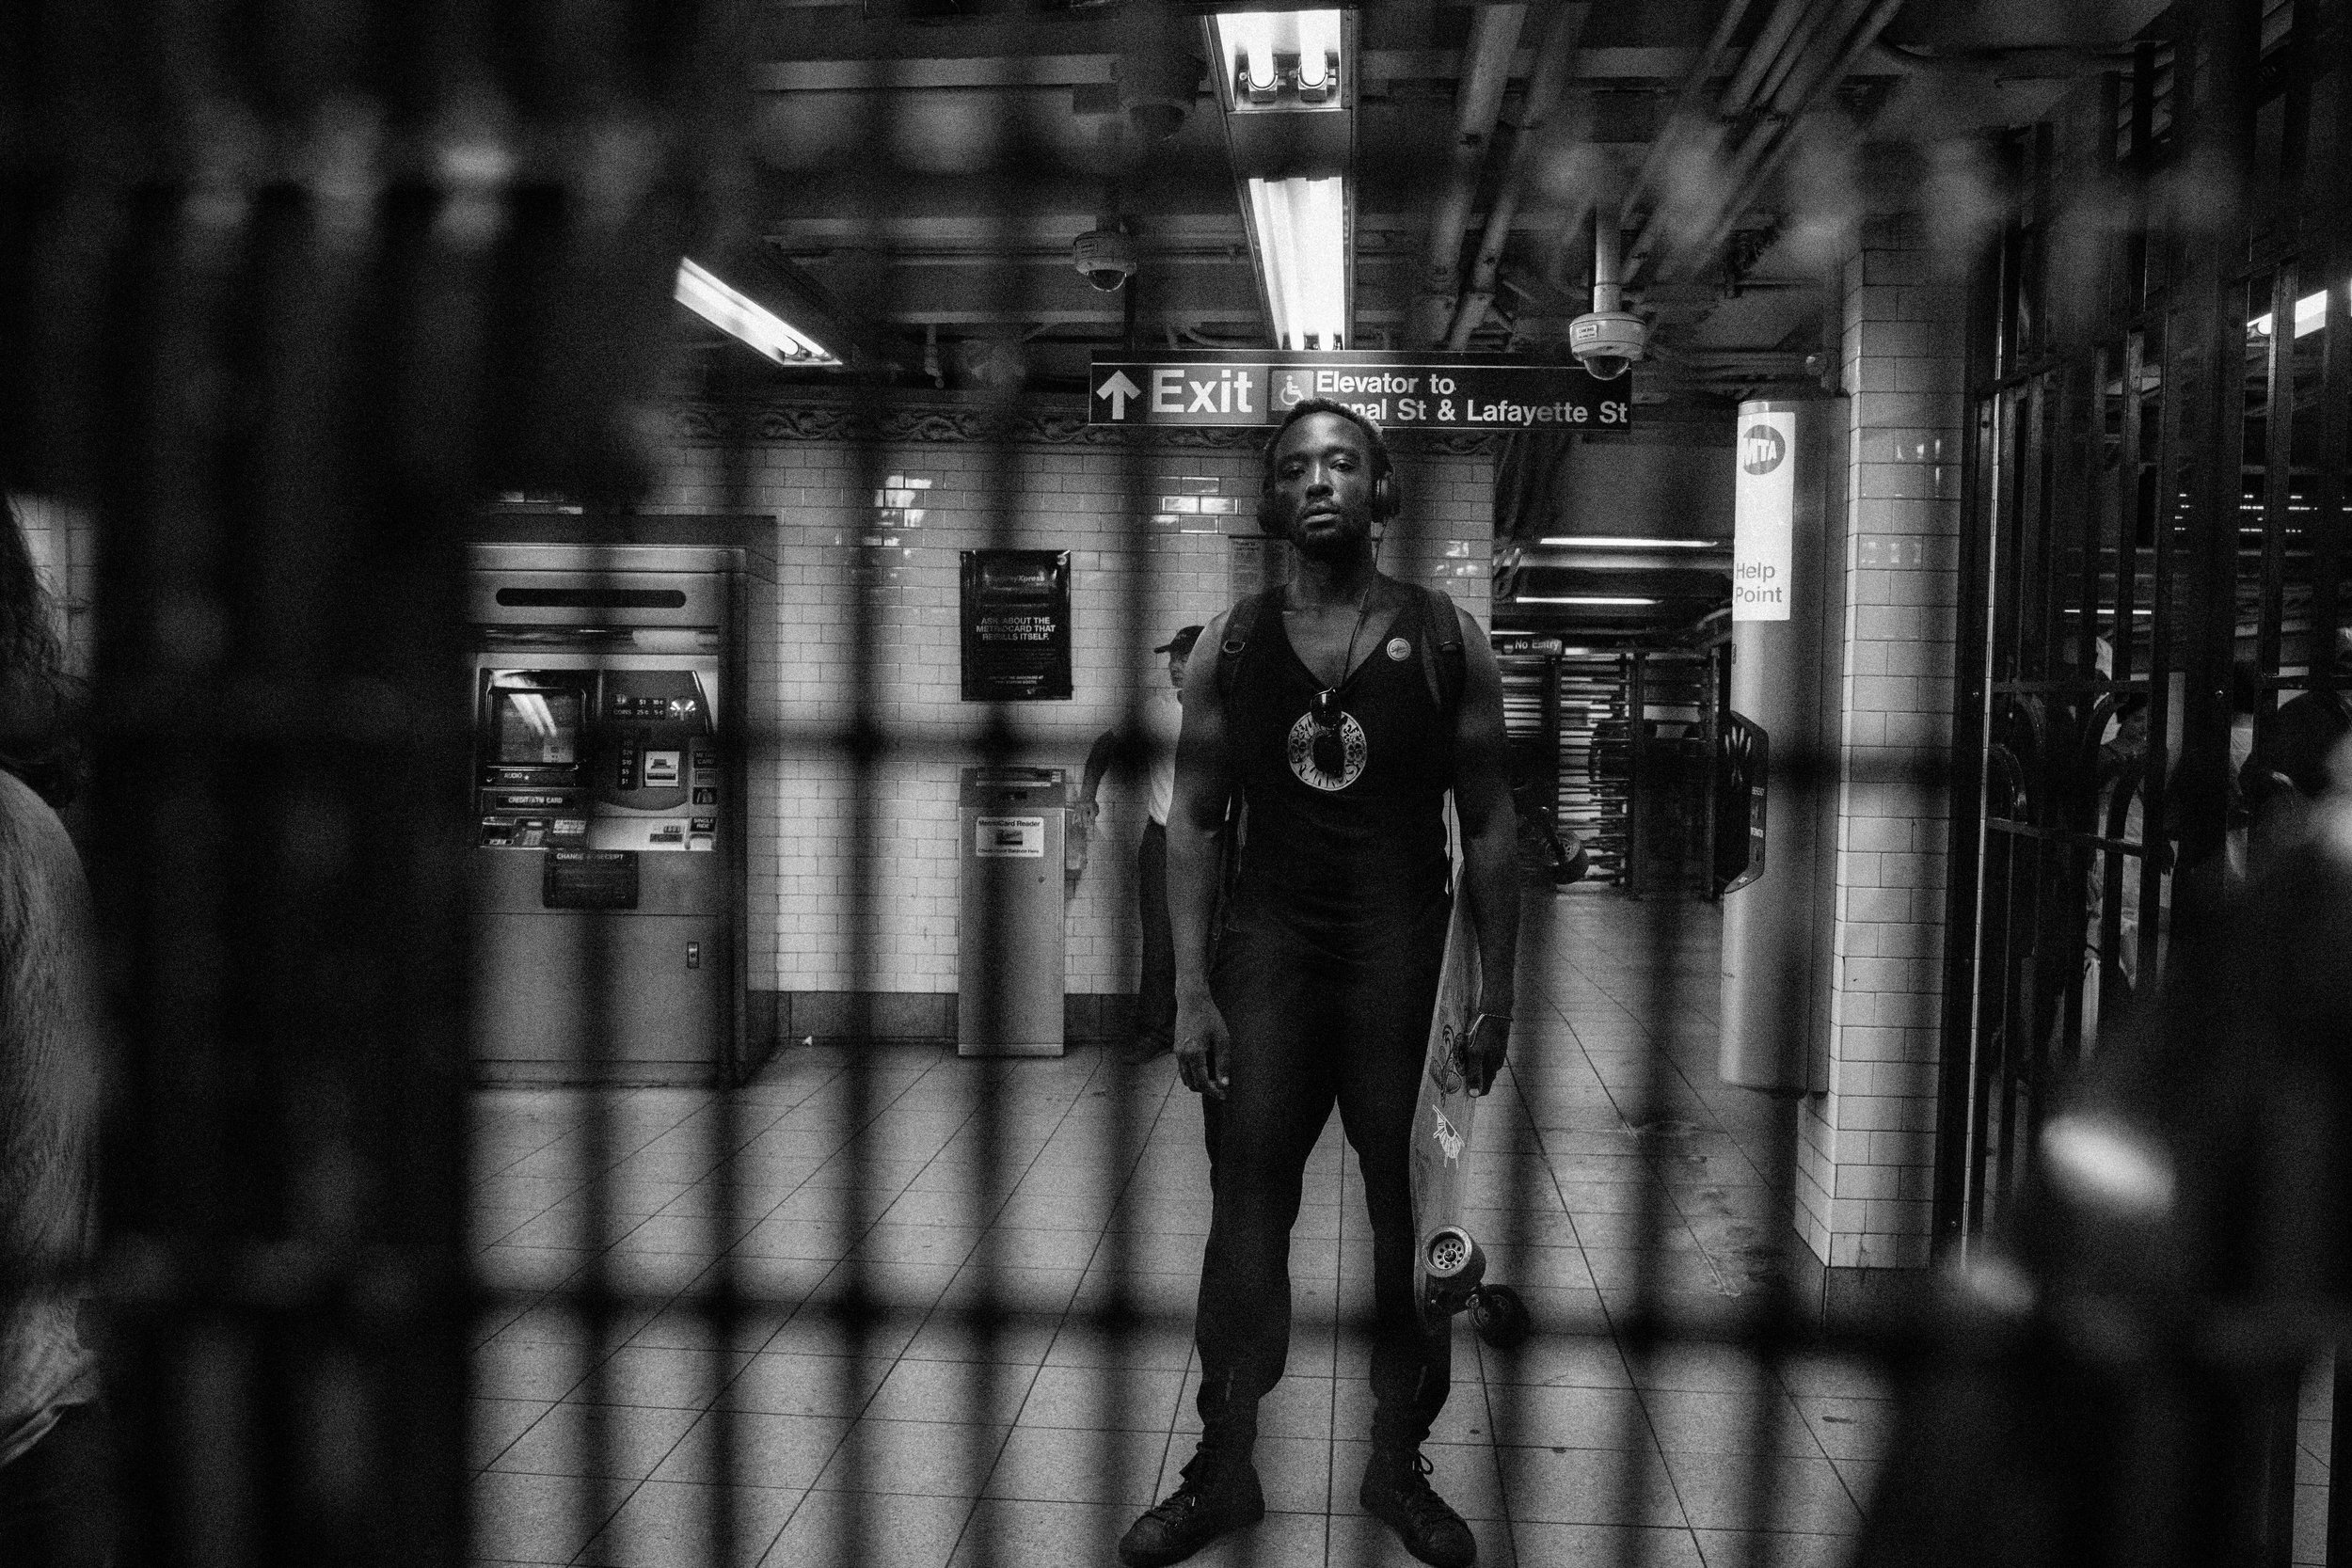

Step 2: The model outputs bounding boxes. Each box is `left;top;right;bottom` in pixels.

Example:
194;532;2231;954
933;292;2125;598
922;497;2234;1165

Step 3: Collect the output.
1423;1227;1485;1285
1470;1284;1532;1350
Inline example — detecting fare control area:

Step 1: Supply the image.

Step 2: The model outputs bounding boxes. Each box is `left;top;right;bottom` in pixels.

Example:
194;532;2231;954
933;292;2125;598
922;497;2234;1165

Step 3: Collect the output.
477;669;721;853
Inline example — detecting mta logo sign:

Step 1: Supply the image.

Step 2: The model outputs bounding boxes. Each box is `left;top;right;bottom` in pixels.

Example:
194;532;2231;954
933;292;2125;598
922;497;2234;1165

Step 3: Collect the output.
1740;424;1787;475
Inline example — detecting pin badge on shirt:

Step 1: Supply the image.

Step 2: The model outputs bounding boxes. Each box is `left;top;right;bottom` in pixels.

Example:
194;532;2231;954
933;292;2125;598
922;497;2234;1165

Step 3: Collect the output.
1386;638;1411;661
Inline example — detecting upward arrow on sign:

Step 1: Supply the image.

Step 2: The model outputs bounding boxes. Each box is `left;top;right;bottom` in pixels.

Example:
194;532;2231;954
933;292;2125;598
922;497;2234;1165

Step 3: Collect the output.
1094;370;1142;420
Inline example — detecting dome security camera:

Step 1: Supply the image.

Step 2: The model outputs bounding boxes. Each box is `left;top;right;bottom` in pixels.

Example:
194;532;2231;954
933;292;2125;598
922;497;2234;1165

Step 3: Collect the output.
1073;227;1136;293
1567;309;1645;381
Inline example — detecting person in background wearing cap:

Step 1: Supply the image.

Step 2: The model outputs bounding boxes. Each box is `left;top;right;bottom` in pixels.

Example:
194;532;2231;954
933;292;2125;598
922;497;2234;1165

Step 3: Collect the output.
1076;624;1200;1067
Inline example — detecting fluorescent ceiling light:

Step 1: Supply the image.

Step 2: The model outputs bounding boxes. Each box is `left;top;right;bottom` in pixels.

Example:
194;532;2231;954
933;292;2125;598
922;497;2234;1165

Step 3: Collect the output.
675;258;839;367
1214;9;1345;106
1536;536;1721;548
2249;285;2340;340
1247;176;1348;351
1518;595;1661;607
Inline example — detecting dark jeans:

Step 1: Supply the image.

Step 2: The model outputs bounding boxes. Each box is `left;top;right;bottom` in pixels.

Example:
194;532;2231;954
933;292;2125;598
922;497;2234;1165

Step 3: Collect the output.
1136;821;1175;1048
0;1402;115;1568
1194;902;1452;1449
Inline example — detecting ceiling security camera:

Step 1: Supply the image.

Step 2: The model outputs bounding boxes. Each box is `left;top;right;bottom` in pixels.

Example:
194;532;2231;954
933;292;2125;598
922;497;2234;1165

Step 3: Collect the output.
1072;226;1136;293
1567;309;1645;381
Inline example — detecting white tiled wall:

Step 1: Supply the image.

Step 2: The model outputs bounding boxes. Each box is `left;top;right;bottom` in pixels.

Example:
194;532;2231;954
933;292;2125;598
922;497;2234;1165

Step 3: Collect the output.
647;429;1494;997
1793;218;1967;1272
8;493;97;674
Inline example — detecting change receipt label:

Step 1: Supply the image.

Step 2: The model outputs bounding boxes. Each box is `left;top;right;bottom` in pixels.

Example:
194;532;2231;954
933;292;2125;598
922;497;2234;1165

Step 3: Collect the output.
1733;410;1795;622
975;816;1044;858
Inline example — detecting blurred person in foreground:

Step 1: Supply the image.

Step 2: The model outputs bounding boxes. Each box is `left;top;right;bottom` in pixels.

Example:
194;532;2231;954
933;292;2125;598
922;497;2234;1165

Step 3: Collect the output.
1856;729;2352;1568
1075;624;1200;1066
0;498;110;1567
1120;403;1518;1568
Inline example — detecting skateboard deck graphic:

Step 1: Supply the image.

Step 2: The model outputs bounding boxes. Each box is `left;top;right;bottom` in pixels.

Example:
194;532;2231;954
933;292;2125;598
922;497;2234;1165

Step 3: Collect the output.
1408;901;1533;1345
1410;904;1483;1318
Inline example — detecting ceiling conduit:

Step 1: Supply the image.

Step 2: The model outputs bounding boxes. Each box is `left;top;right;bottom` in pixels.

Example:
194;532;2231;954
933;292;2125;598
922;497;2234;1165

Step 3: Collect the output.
1409;3;1529;349
1622;0;1827;286
1672;0;1904;278
1442;0;1591;351
1746;0;1853;113
1621;0;1899;287
1617;0;1758;227
1715;0;1822;115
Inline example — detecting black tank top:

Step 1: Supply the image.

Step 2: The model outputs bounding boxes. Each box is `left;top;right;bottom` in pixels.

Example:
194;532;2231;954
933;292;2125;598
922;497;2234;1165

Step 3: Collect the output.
1224;582;1454;952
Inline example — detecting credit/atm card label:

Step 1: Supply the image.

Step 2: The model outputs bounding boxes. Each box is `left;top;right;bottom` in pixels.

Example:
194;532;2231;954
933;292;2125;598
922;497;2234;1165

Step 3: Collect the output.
974;816;1045;858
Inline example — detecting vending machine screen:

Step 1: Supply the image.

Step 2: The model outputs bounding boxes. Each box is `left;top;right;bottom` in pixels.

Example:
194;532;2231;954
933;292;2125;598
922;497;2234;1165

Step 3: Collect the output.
494;689;582;765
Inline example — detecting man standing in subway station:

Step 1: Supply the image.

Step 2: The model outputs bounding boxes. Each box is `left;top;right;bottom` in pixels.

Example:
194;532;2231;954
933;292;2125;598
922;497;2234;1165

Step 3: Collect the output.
1120;402;1520;1568
1075;623;1200;1066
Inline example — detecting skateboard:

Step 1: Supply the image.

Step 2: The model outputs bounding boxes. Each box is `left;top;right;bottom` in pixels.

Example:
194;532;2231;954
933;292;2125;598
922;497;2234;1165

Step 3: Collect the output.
1408;903;1533;1349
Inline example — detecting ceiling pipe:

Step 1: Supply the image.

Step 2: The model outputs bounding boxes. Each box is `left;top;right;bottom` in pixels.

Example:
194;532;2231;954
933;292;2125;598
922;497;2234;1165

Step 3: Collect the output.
1673;0;1905;277
1716;0;1828;116
1409;4;1529;348
1617;0;1759;227
1621;0;1804;286
1444;0;1592;351
1745;0;1852;115
1625;0;1883;287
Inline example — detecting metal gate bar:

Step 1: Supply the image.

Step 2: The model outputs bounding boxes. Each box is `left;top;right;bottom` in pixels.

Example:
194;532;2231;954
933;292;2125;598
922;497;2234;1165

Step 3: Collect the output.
10;3;2352;1567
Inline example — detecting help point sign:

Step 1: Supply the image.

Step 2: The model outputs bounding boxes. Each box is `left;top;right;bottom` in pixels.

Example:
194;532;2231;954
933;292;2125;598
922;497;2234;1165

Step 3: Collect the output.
1732;405;1795;622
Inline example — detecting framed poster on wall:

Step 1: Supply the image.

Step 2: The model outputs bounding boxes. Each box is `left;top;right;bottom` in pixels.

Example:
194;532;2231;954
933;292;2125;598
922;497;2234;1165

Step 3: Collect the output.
960;549;1073;701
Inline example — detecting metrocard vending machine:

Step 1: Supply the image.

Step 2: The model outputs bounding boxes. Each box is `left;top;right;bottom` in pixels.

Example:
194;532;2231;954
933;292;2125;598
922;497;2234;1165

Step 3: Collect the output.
466;516;776;1083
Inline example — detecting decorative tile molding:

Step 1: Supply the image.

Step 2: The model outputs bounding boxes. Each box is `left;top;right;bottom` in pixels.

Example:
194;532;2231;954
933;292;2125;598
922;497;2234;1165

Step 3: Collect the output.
673;399;1499;456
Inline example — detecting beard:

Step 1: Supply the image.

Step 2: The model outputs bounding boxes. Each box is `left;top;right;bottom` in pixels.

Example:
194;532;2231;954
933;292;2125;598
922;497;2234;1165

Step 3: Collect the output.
1286;507;1374;563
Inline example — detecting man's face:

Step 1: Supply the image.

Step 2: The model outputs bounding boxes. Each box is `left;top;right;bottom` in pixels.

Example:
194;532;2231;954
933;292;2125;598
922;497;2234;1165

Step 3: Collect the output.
1264;412;1379;562
1167;649;1189;688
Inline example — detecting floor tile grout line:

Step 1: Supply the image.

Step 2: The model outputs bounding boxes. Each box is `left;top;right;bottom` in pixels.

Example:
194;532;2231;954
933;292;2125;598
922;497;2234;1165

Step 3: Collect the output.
731;1045;1035;1567
480;1052;966;1486
934;1042;1185;1568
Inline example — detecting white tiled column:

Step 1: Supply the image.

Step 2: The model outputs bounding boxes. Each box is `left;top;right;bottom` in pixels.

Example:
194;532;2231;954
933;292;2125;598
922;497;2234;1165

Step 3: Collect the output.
1790;216;1967;1279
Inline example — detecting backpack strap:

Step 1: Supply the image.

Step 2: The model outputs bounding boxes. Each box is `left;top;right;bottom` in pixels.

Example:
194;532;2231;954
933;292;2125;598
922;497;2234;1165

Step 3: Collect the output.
1208;591;1274;934
1417;584;1468;721
1215;590;1272;712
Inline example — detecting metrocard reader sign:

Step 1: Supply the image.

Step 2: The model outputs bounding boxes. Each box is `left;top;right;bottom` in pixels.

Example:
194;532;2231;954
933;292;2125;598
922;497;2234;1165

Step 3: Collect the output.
1088;351;1630;434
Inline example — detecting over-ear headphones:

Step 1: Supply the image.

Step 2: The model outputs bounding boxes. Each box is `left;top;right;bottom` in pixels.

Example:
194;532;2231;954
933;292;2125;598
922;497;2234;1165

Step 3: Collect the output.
1256;400;1400;536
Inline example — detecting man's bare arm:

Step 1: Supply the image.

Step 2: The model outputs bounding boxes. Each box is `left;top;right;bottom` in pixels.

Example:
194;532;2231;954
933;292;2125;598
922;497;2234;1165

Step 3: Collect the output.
1451;602;1520;1087
1167;610;1237;1095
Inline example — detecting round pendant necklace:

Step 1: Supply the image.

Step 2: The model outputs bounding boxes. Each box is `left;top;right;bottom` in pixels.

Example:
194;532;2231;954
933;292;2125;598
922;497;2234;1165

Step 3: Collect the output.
1297;582;1377;779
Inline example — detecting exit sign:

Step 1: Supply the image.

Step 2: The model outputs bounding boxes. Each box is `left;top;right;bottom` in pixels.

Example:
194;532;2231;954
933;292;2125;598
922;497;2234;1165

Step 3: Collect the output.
1088;351;1629;434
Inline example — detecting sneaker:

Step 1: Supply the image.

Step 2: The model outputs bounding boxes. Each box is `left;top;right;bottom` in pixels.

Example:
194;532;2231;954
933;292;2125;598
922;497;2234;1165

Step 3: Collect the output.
1118;1446;1265;1567
1359;1448;1477;1568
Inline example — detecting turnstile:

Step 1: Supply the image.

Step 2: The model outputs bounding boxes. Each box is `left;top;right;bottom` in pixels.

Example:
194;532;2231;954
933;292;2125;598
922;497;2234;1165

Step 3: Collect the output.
466;515;776;1084
957;767;1068;1057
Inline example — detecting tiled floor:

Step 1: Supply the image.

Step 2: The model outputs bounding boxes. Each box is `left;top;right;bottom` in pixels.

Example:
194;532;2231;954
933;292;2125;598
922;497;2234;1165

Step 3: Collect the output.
465;885;2099;1565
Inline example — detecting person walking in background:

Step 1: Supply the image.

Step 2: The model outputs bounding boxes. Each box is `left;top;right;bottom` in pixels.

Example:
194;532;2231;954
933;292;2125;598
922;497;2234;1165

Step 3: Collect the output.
1076;624;1200;1067
0;498;112;1567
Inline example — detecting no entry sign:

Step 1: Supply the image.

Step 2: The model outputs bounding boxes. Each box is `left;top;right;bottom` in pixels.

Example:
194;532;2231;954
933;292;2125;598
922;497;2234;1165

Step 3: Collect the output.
1087;351;1630;434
